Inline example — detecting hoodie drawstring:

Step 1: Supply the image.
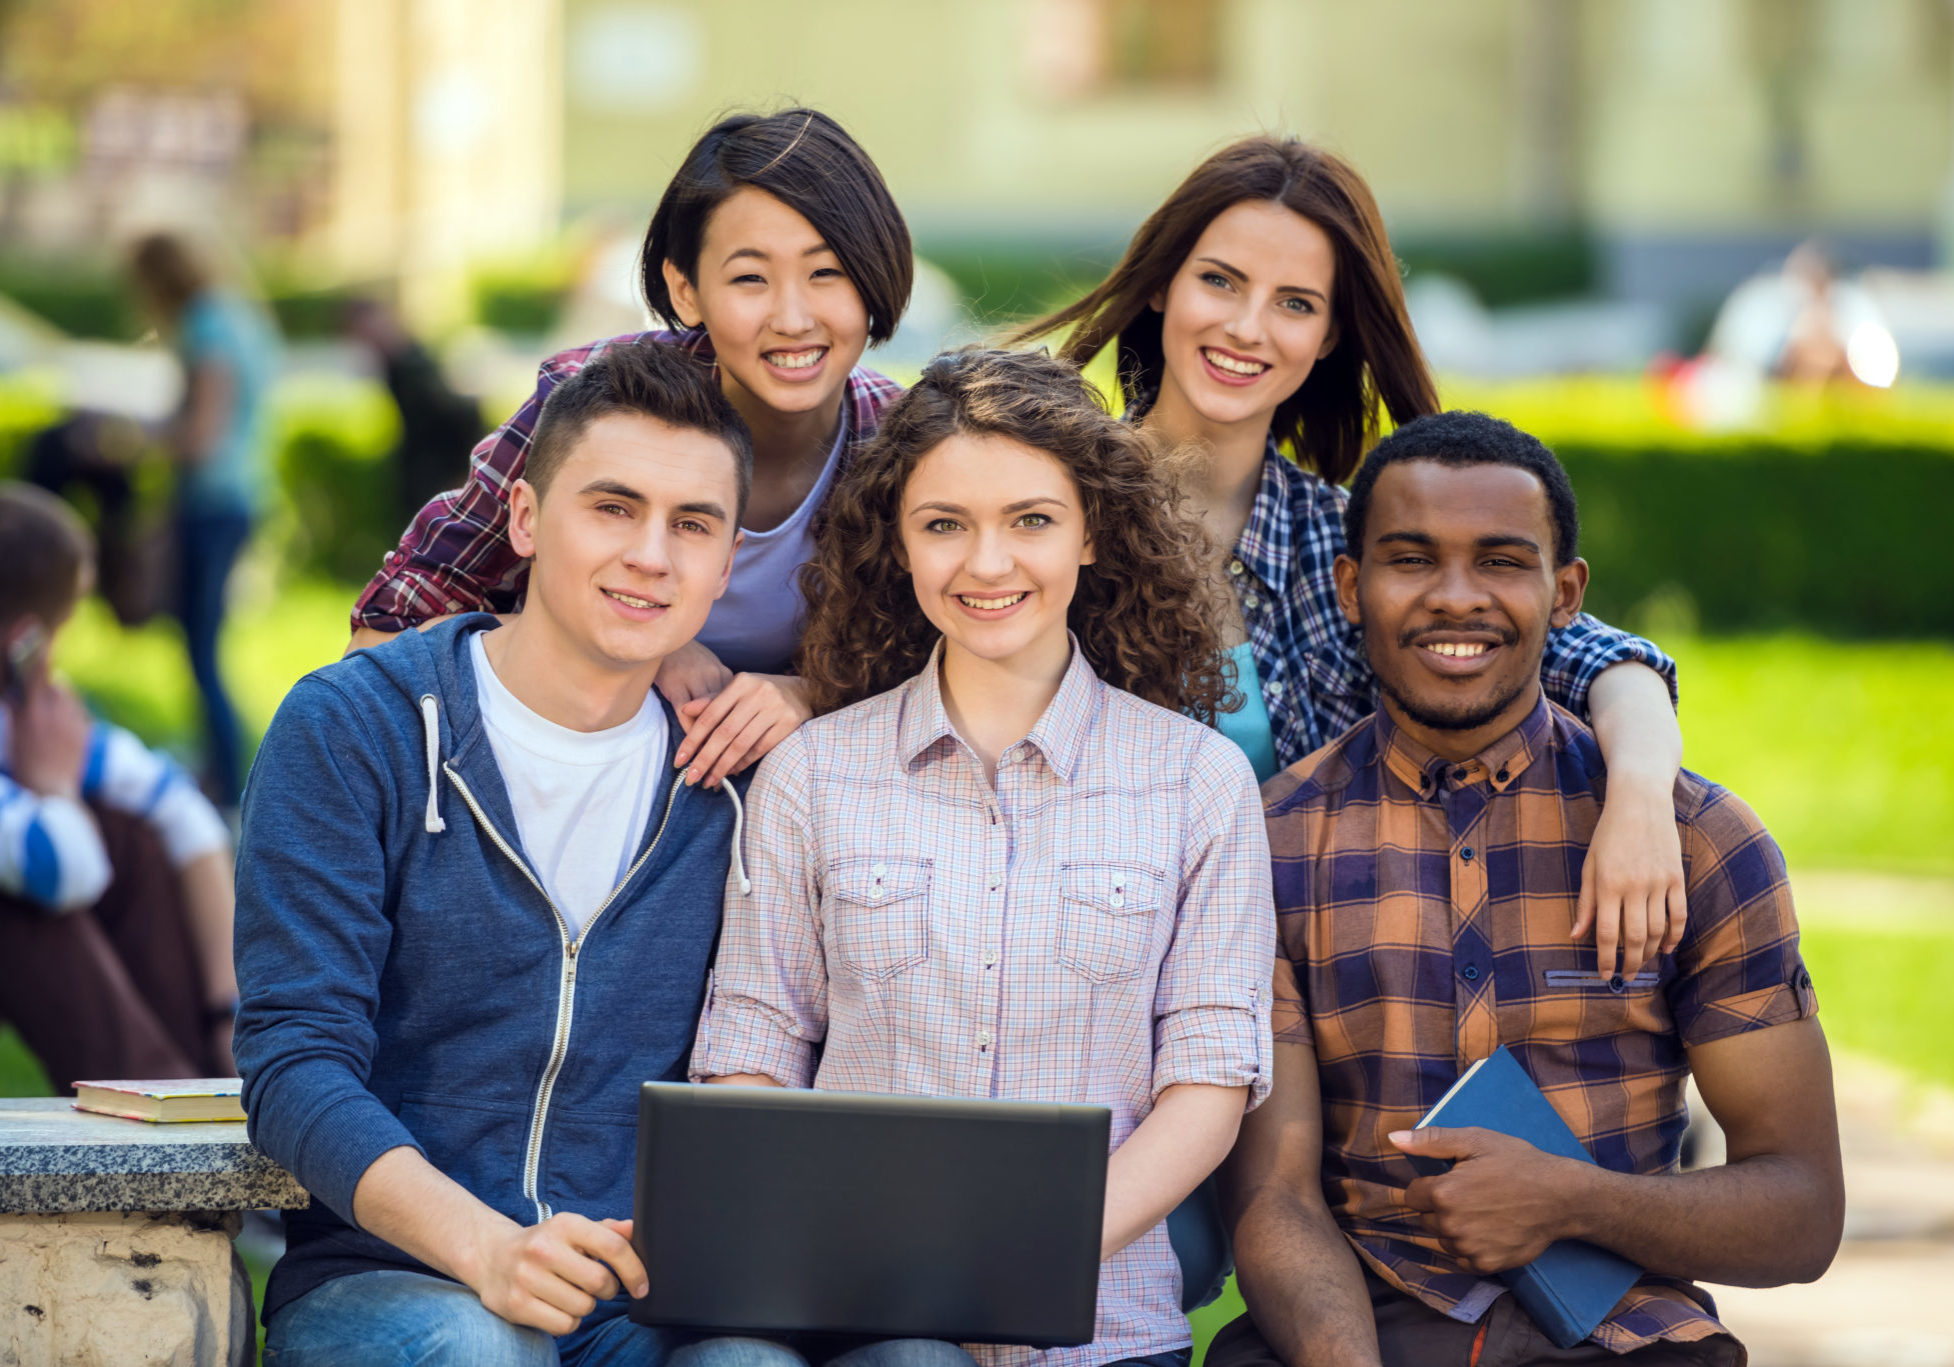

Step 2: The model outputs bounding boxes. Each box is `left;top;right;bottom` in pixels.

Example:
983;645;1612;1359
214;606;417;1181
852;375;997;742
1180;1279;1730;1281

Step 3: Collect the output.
419;694;447;834
720;781;751;895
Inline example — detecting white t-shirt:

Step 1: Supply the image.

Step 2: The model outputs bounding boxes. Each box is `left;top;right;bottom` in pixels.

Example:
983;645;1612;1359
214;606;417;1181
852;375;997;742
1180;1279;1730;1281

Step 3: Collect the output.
469;633;669;939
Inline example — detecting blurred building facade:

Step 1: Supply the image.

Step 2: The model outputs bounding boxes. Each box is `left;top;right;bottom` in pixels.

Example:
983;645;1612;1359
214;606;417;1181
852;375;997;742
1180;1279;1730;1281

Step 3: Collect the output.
0;0;1949;324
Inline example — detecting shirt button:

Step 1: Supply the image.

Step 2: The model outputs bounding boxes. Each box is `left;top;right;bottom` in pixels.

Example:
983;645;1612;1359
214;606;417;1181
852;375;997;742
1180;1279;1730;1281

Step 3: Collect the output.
870;862;887;877
1110;894;1126;908
983;951;997;967
1495;768;1510;783
1453;767;1470;781
1244;594;1260;611
1229;559;1244;577
976;1030;992;1048
1461;964;1480;982
1460;847;1475;861
1267;679;1283;697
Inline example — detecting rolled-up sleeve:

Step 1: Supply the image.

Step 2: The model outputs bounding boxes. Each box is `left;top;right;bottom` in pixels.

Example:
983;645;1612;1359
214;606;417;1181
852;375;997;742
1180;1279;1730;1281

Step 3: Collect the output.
1541;611;1679;717
690;735;826;1088
1668;785;1818;1047
1151;735;1275;1108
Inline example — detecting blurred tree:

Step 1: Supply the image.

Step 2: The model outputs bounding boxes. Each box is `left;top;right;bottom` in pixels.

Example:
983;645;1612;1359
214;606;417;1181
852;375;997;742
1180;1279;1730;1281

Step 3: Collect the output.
0;0;330;127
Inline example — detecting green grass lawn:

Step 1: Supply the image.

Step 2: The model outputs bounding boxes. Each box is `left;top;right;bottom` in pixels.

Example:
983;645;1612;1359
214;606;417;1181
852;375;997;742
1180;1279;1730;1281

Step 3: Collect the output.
1667;635;1954;877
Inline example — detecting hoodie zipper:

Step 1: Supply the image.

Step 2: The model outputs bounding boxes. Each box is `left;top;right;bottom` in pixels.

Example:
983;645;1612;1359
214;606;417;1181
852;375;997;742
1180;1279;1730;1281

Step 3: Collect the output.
443;762;685;1222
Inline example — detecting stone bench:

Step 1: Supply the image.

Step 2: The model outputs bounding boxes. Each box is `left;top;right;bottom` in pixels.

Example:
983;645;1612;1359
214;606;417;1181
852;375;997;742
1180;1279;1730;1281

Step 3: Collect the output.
0;1096;308;1367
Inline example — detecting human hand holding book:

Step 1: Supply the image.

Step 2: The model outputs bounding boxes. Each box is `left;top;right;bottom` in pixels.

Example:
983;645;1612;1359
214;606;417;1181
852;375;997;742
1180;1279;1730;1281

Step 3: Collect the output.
1390;1123;1595;1274
1383;1047;1641;1349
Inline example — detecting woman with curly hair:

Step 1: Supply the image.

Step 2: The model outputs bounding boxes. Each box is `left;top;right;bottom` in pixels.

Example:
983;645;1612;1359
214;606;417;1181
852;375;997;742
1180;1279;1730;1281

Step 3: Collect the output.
684;349;1274;1367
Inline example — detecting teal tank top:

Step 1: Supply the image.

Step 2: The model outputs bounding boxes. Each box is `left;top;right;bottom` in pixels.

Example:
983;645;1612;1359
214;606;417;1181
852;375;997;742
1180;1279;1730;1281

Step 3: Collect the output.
1214;642;1280;782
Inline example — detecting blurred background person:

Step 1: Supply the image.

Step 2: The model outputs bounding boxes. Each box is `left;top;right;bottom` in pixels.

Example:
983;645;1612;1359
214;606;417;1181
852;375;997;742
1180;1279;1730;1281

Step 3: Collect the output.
341;295;485;530
22;410;162;627
0;483;238;1085
1703;241;1896;389
126;230;281;811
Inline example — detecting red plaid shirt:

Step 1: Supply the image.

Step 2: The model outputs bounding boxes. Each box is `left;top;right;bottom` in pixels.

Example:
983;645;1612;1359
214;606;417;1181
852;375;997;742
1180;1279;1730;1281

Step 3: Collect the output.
1262;694;1817;1353
351;329;905;632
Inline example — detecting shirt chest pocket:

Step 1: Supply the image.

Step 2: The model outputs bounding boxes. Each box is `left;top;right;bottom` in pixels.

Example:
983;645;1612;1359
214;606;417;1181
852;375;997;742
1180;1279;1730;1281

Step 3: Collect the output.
1516;968;1669;1041
1057;861;1165;984
824;856;933;981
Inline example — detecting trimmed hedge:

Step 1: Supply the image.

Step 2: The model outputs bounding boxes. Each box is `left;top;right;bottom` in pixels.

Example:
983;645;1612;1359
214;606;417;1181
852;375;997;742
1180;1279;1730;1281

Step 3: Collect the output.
1561;441;1952;638
1450;379;1954;639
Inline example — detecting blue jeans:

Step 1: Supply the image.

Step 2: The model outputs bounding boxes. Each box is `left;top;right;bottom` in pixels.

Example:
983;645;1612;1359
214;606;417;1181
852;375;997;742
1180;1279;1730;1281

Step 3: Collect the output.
174;503;251;807
671;1335;976;1367
265;1269;681;1367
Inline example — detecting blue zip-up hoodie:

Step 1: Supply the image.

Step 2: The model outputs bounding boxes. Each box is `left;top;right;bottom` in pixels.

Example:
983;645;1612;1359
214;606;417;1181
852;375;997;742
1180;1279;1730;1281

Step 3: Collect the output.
234;616;742;1322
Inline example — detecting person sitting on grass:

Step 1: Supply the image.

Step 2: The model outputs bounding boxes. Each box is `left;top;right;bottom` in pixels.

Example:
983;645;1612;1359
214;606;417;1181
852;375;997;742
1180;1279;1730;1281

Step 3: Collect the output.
1213;412;1845;1367
0;481;239;1086
234;342;753;1367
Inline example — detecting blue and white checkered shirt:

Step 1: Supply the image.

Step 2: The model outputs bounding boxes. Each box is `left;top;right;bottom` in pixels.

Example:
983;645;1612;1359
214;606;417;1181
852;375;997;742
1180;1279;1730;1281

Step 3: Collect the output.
0;715;229;912
1227;440;1677;766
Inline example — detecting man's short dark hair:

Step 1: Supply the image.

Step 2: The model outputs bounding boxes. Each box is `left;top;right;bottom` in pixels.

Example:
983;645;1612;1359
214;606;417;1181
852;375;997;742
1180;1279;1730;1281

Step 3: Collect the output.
526;342;754;523
0;482;93;632
642;107;913;345
1345;410;1579;565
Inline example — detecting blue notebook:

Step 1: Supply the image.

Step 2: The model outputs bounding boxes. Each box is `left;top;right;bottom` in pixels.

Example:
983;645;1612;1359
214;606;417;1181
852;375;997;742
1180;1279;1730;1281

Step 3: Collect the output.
1405;1046;1641;1349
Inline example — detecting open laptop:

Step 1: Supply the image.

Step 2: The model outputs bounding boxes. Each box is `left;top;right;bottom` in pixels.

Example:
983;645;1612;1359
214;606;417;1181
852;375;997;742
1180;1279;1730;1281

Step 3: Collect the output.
630;1083;1110;1347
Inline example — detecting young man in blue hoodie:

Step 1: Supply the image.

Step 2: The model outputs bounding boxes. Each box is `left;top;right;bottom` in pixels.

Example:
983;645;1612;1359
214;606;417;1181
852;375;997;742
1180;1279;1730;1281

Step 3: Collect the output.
236;341;753;1367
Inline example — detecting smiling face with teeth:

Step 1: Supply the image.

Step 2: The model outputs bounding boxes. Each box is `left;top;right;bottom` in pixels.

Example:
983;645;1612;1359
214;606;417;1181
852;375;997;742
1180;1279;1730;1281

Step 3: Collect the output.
898;431;1095;687
1147;198;1340;440
1335;458;1589;761
506;411;744;703
663;187;871;438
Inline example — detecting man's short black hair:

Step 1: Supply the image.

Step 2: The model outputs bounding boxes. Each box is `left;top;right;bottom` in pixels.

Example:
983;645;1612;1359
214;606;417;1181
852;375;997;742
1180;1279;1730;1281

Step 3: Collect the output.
526;341;754;523
1345;410;1579;565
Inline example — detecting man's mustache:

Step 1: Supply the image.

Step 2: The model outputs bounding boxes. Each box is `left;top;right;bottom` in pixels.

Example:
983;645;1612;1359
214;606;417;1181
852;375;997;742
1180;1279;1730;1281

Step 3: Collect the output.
1395;621;1521;649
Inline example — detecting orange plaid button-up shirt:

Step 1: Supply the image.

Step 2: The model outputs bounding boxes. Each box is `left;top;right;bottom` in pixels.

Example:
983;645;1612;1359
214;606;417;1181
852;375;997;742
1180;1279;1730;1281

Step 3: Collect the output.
1262;693;1817;1353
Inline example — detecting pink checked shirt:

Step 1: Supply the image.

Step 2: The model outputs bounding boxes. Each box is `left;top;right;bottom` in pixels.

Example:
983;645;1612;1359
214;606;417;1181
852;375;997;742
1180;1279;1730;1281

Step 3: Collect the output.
693;644;1275;1367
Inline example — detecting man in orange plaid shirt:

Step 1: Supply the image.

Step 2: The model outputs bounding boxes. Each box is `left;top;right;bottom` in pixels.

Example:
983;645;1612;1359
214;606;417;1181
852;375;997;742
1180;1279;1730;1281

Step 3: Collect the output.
1213;412;1844;1367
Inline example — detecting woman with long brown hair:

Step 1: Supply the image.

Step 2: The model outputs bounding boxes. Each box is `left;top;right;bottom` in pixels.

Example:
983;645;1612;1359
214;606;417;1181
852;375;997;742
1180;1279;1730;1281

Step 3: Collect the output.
1014;136;1688;989
685;349;1274;1367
